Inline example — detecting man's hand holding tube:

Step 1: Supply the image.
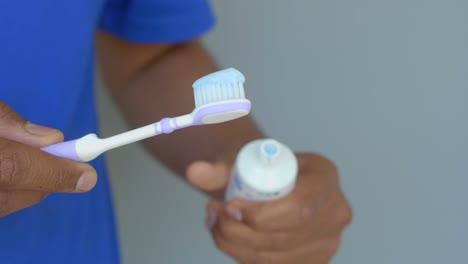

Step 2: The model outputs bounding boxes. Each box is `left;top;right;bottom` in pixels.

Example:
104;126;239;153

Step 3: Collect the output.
187;152;352;264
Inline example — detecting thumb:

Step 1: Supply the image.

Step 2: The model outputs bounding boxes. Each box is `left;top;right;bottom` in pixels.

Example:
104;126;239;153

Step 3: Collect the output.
0;102;63;147
186;160;231;194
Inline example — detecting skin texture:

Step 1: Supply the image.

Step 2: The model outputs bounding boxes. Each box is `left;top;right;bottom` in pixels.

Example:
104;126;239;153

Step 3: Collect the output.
96;32;353;263
0;102;97;217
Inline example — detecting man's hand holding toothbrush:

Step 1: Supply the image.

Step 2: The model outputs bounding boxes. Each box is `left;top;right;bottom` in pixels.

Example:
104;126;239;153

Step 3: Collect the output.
0;102;97;217
187;152;352;264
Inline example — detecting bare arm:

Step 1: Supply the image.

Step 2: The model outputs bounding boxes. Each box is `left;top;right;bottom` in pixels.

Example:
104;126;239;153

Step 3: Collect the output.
96;32;263;183
96;32;352;263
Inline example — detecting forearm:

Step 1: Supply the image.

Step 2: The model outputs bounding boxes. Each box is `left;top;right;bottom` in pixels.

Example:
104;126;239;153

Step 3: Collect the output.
101;41;264;176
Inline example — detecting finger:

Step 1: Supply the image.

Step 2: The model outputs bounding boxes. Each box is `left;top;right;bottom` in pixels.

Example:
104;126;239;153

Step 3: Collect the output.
305;187;353;240
246;238;341;264
213;223;340;264
211;227;260;264
214;208;302;252
224;197;318;247
0;190;48;217
214;230;340;264
186;161;230;192
206;199;224;230
222;189;351;251
211;203;343;263
228;170;335;232
0;139;97;192
225;196;308;232
0;101;63;147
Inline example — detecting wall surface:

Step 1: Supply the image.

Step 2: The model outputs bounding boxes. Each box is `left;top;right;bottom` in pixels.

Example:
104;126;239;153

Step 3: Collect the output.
97;1;468;263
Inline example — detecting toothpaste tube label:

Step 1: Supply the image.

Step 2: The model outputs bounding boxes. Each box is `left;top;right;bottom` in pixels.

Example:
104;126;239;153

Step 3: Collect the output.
225;169;284;202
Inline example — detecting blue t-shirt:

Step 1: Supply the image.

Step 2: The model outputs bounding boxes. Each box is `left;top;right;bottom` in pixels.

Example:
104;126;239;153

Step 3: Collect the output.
0;1;214;263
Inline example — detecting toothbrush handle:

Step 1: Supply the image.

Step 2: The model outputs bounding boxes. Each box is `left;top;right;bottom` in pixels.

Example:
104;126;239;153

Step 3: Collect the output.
40;117;184;162
41;139;82;162
40;119;172;162
40;114;194;162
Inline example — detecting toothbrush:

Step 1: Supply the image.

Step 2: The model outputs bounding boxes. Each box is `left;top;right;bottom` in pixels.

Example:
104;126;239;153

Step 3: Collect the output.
41;68;251;162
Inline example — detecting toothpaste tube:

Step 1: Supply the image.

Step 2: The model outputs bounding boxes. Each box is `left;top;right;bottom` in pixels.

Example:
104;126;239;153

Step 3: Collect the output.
225;139;298;202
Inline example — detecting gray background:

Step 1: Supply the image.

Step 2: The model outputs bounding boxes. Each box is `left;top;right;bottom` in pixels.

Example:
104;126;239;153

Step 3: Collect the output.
97;1;468;263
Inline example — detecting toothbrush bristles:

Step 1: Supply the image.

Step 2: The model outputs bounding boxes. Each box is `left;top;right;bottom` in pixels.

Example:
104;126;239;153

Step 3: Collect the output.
194;81;246;108
192;68;247;108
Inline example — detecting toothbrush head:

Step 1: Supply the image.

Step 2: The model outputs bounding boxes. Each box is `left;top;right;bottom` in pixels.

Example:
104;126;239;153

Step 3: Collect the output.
191;68;251;125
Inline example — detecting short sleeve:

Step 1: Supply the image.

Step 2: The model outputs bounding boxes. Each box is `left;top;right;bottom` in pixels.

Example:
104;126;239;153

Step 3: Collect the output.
99;0;216;43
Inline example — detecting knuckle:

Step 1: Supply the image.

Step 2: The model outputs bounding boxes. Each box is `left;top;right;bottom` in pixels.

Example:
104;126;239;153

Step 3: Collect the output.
45;166;70;191
325;158;339;178
0;143;22;188
322;238;341;260
303;153;339;176
334;199;353;230
0;158;16;187
317;191;352;236
316;154;339;176
44;162;83;192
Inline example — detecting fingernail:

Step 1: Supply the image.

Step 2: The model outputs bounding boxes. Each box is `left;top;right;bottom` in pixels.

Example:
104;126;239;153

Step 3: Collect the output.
226;206;243;221
25;122;57;136
206;208;217;230
75;172;97;192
